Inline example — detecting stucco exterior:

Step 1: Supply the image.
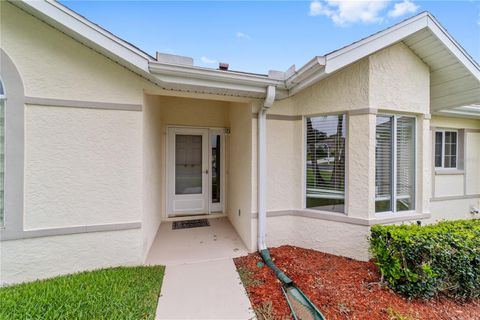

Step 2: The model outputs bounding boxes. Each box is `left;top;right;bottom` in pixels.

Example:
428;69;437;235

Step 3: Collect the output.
24;105;142;229
0;1;147;284
1;1;479;284
1;229;142;285
426;115;480;224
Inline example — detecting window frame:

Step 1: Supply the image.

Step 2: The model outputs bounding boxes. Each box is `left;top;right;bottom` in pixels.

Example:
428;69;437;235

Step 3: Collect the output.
303;113;348;214
375;114;417;214
0;77;5;226
434;129;458;170
0;48;25;239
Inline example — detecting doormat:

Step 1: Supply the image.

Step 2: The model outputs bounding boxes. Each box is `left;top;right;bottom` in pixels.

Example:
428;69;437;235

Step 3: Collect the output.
172;219;210;230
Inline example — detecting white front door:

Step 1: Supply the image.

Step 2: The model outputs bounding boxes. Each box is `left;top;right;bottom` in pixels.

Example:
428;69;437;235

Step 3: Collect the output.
167;127;224;216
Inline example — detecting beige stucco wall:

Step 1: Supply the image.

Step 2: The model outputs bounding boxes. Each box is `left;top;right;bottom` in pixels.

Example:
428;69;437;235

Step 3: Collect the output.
142;95;164;258
264;215;370;261
24;105;143;229
292;59;370;115
227;102;254;250
466;132;480;195
369;42;430;114
431;116;480;199
0;229;142;285
346;113;376;218
1;2;148;284
428;116;480;222
0;1;156;103
265;119;303;211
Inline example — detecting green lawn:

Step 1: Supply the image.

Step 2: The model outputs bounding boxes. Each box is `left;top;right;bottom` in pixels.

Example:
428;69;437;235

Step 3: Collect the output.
0;265;165;320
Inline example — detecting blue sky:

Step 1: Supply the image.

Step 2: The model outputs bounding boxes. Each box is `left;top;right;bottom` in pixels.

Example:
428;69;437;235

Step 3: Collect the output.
60;1;480;74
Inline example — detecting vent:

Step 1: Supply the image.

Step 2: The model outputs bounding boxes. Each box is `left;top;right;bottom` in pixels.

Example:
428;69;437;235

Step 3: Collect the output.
172;219;210;230
219;62;229;71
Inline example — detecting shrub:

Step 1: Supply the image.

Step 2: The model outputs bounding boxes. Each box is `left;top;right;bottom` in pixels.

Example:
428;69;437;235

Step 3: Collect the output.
370;219;480;300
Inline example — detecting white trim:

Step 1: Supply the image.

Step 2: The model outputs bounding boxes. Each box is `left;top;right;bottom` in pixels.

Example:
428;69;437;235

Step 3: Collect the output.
0;49;25;238
1;222;141;241
392;115;398;212
434;129;458;169
166;126;227;217
303;113;347;214
324;13;479;80
25;96;142;111
252;209;431;226
166;127;209;216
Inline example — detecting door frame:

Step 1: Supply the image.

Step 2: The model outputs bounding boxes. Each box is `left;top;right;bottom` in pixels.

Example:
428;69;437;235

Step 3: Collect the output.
166;126;226;217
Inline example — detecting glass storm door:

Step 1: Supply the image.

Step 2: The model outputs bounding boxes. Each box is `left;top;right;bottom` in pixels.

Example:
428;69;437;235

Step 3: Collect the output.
168;128;209;215
167;127;224;216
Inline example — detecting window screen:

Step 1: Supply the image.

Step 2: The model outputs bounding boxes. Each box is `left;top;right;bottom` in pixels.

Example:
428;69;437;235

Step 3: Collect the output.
306;115;346;213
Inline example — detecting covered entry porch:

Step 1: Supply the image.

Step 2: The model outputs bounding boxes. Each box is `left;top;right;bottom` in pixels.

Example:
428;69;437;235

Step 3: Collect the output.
145;217;248;265
142;92;255;261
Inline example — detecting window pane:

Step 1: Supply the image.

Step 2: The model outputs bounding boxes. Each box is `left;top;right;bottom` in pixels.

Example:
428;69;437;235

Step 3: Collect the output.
211;134;221;203
396;117;415;212
434;132;442;167
306;115;346;213
444;131;457;168
175;135;202;195
375;116;393;212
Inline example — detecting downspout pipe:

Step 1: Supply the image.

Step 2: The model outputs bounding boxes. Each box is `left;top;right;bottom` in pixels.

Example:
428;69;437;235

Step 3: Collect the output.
257;85;275;252
257;85;294;285
256;86;325;319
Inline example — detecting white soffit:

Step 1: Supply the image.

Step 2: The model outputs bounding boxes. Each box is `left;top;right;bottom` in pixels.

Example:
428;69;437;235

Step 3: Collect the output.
436;104;480;119
320;12;480;111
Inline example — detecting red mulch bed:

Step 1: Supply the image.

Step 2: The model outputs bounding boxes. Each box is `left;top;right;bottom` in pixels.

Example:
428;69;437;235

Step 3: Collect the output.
234;245;480;320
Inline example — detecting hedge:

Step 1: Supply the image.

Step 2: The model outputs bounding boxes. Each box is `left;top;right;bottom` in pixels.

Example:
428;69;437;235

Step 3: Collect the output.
370;219;480;300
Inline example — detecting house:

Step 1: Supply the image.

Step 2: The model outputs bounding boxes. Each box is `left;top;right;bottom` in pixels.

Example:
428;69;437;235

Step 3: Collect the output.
1;0;479;285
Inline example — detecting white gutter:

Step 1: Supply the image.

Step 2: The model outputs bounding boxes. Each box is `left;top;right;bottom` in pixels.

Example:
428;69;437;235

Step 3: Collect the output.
257;85;276;251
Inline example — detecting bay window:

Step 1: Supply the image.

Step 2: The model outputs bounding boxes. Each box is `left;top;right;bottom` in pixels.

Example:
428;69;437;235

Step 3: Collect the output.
306;114;346;213
375;115;415;213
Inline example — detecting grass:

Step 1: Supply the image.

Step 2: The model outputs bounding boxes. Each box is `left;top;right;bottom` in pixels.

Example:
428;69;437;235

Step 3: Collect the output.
0;265;165;320
237;264;264;287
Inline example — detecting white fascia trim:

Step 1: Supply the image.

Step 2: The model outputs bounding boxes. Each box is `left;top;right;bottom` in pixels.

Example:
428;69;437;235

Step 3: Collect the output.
324;13;430;74
11;0;152;73
323;12;480;81
286;56;326;87
426;14;480;80
149;62;284;93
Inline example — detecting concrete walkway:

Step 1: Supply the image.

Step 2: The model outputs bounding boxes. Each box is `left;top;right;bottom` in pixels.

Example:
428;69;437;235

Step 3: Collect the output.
147;218;256;320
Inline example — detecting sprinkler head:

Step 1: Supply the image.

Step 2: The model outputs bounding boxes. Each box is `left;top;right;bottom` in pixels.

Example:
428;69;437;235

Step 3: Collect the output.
257;262;265;268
